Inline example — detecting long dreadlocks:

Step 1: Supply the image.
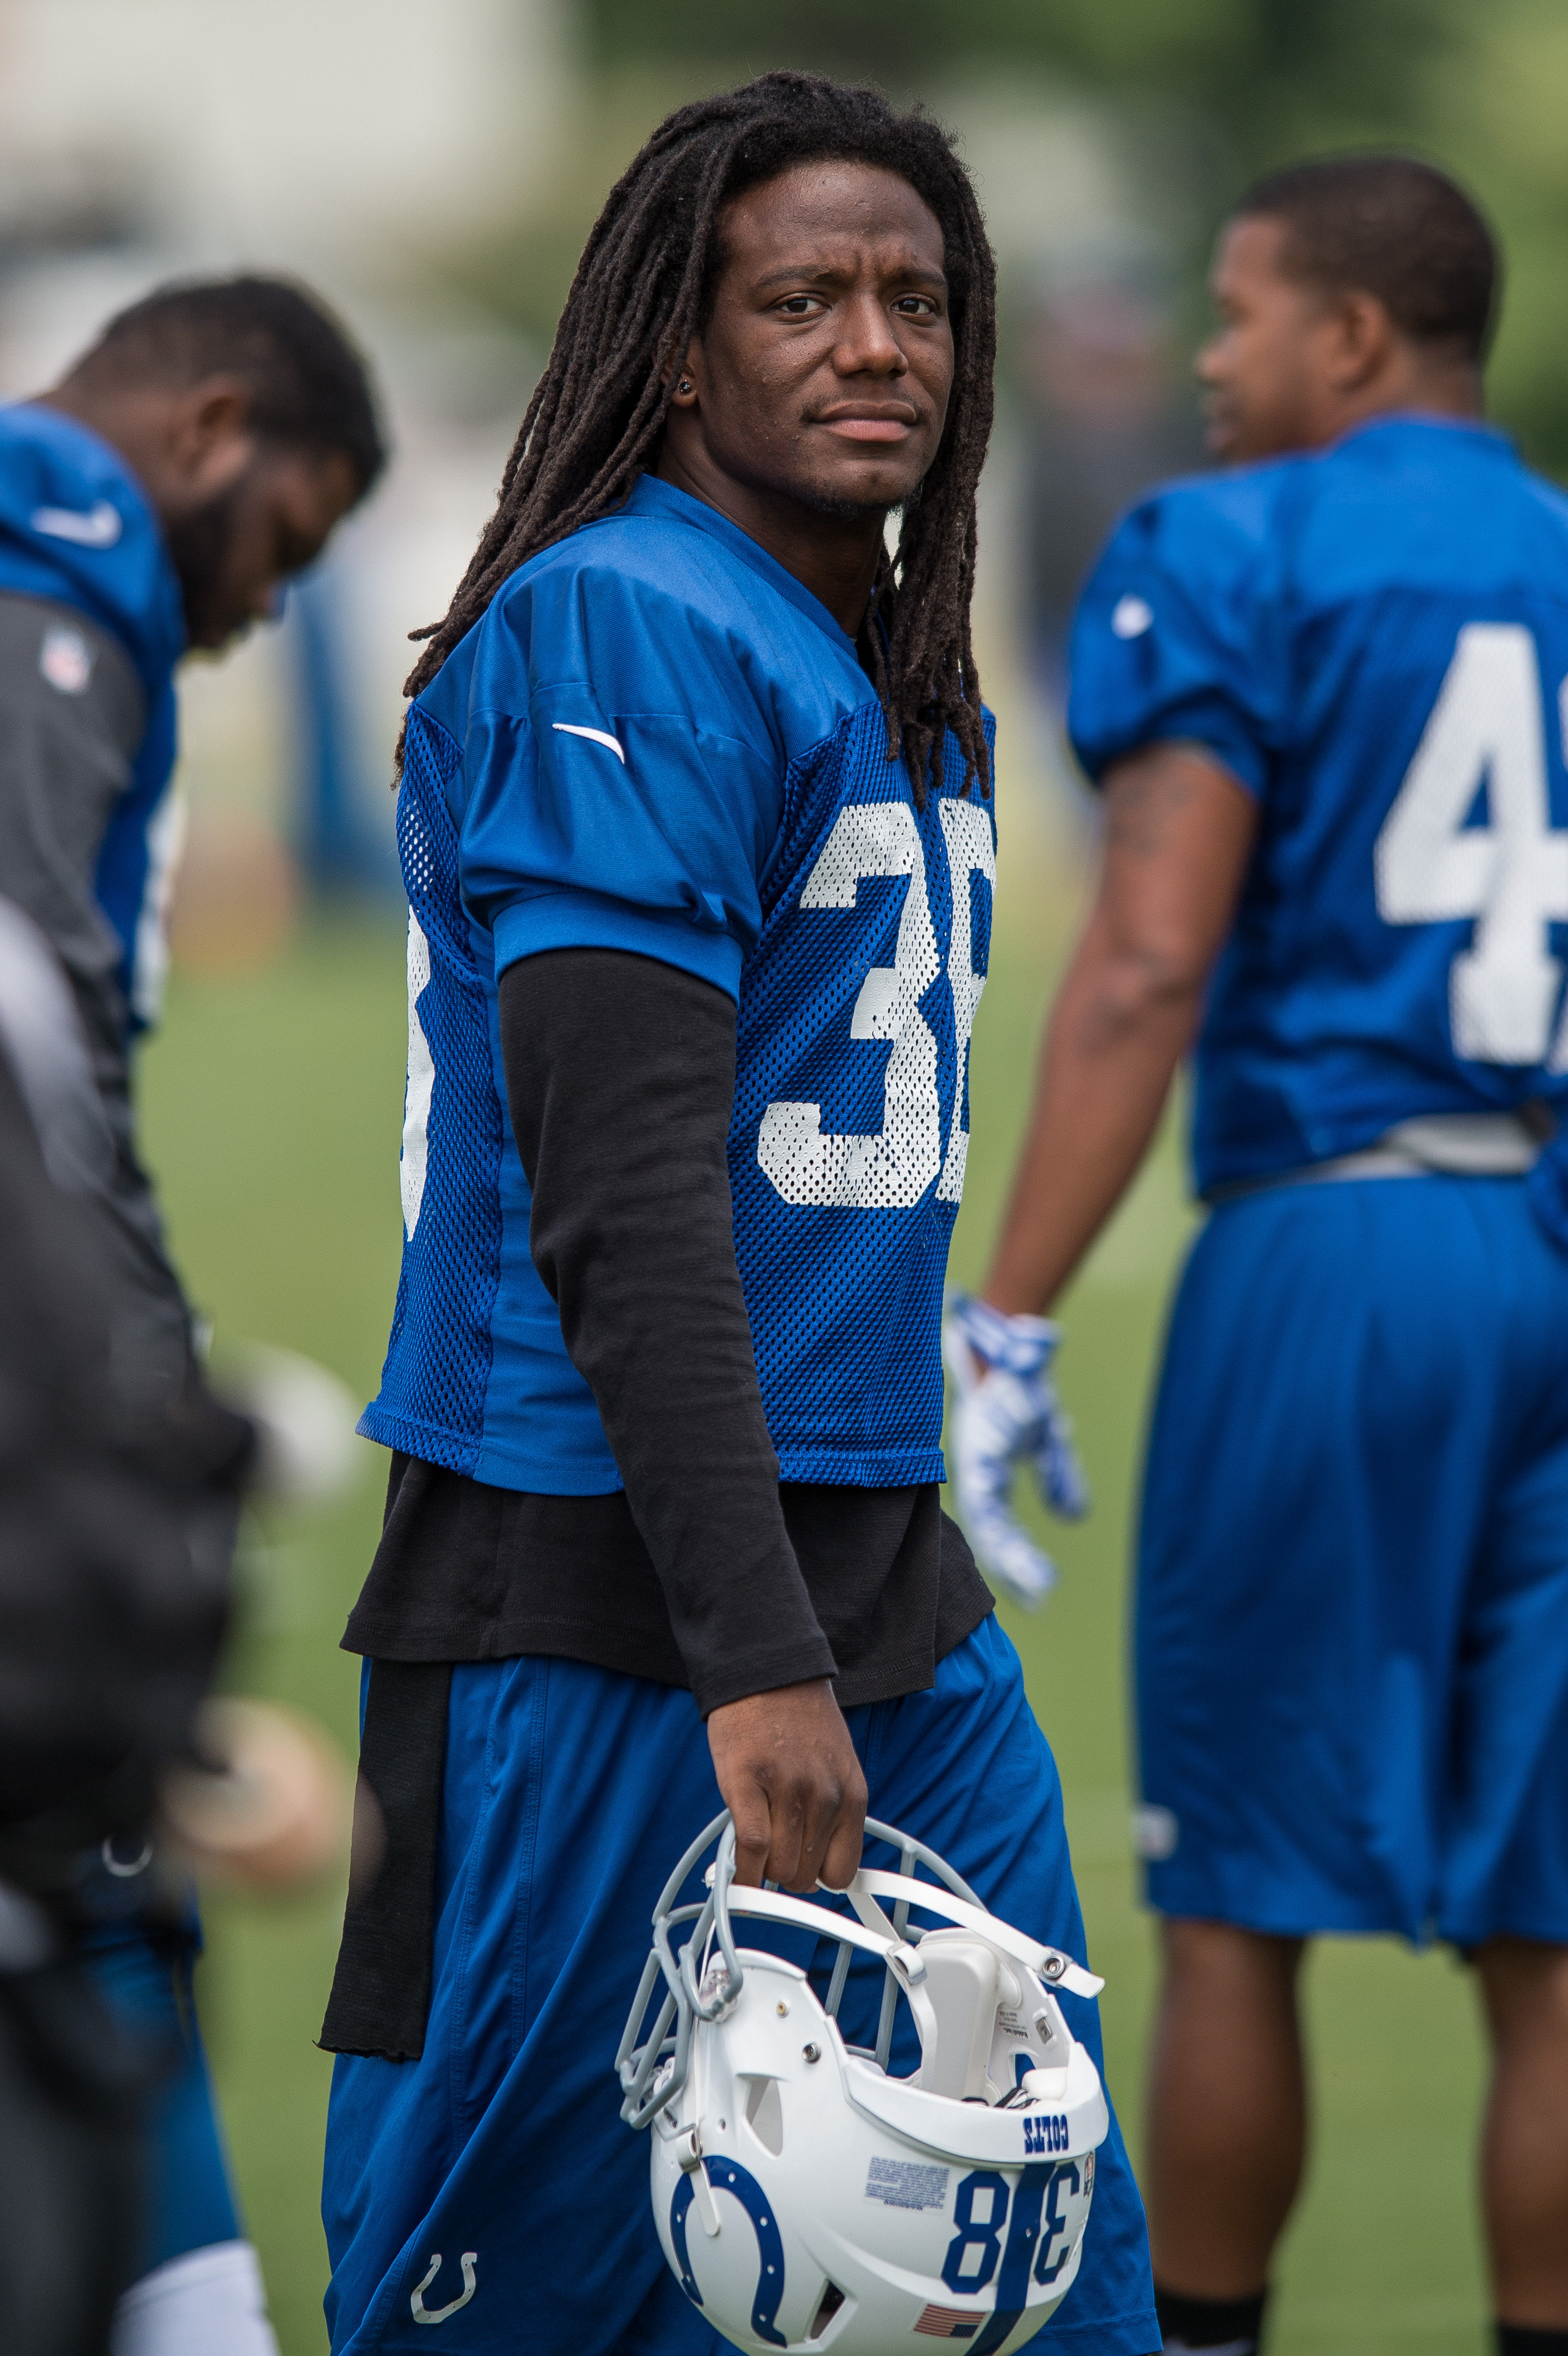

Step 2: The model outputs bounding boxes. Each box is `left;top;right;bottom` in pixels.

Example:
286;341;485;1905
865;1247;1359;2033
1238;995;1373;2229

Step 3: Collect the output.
404;71;996;799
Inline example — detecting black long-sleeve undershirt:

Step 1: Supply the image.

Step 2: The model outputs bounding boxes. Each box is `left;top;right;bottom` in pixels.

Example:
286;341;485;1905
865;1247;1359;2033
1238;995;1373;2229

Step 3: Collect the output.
505;947;833;1711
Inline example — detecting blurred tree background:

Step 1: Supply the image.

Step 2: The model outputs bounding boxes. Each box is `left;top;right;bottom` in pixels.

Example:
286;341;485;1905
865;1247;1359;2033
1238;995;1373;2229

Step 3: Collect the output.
438;0;1568;473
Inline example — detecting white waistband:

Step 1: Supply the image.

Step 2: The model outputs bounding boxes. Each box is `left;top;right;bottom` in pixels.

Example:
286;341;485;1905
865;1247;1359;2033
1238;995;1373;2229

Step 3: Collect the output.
1208;1111;1548;1202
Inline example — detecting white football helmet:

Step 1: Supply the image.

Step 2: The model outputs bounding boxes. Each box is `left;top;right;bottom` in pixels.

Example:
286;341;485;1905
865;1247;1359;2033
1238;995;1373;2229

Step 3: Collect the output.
617;1813;1109;2355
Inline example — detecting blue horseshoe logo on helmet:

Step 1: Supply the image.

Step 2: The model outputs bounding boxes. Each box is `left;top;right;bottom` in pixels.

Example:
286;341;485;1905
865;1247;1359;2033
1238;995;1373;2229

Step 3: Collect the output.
670;2157;786;2347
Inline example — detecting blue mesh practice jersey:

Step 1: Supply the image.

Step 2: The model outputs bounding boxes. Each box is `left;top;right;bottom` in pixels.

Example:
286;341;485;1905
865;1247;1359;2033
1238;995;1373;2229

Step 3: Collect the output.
1069;416;1568;1201
360;474;997;1493
0;403;185;1028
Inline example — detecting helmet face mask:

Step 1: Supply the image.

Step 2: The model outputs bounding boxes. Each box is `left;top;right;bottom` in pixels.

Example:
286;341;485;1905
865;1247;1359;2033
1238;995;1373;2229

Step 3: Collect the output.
618;1814;1110;2355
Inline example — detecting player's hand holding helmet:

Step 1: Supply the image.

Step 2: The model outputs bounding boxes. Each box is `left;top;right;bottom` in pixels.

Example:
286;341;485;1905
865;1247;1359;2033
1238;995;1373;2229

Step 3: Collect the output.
619;1812;1108;2355
942;1295;1089;1609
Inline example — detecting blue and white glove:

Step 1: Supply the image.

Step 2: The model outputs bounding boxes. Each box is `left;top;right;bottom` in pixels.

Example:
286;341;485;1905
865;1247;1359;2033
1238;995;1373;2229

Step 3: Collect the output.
942;1293;1090;1610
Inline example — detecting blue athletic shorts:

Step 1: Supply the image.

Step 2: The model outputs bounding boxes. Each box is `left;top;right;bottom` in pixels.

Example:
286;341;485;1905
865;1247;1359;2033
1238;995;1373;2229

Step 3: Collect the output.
85;1917;243;2273
1137;1174;1568;1947
322;1617;1157;2355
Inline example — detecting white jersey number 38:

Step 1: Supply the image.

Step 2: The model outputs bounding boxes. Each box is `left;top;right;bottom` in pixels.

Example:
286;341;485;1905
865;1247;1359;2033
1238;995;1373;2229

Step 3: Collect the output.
757;798;995;1209
1375;621;1568;1066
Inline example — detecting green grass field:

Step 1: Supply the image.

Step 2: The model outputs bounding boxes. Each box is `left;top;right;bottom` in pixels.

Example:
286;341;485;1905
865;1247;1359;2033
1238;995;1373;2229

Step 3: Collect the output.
138;833;1492;2352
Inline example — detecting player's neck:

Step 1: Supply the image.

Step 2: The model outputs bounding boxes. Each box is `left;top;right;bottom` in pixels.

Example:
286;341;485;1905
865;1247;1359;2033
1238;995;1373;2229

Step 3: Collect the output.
34;378;172;510
1319;356;1485;447
655;448;885;638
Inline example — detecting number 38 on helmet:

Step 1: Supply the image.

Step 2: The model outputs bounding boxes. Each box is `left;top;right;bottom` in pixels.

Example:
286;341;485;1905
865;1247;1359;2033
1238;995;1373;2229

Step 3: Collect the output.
617;1813;1109;2355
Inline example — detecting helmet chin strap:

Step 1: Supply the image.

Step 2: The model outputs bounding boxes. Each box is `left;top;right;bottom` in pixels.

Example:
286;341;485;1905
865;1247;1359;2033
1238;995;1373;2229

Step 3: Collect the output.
670;2124;722;2238
850;1868;1104;2000
841;1872;942;2057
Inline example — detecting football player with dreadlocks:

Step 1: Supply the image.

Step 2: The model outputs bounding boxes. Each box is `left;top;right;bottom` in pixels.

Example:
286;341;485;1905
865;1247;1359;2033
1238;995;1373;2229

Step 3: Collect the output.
319;71;1157;2356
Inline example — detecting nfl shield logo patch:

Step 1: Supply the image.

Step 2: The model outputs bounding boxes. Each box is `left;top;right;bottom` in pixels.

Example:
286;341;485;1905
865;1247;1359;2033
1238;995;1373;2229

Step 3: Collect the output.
40;626;93;696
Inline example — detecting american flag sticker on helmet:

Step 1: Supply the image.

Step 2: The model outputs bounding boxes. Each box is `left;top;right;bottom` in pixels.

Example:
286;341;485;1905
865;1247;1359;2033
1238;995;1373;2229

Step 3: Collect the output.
913;2305;982;2338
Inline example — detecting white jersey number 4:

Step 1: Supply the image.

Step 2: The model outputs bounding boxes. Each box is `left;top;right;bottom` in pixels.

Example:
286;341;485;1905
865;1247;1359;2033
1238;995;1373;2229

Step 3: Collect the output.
1374;622;1568;1066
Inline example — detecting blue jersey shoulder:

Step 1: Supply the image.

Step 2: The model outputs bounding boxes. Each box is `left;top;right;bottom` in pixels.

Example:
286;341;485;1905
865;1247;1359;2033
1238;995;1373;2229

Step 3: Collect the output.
0;407;186;1030
423;475;876;1006
1068;420;1568;795
1068;452;1307;794
0;403;184;699
1104;418;1566;598
427;474;869;767
1110;452;1296;578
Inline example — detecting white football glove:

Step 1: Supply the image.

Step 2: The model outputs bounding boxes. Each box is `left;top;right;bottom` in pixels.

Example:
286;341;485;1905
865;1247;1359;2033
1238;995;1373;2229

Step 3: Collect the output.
943;1293;1090;1610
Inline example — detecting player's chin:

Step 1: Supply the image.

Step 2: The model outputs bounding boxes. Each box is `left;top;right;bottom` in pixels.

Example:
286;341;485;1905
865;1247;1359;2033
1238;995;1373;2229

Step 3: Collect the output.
795;452;930;520
185;605;249;654
1204;401;1291;467
1202;407;1242;462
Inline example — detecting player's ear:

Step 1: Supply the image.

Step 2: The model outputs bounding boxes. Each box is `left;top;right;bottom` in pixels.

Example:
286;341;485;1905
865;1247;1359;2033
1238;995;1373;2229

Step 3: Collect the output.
1326;290;1396;392
167;377;257;496
667;348;701;408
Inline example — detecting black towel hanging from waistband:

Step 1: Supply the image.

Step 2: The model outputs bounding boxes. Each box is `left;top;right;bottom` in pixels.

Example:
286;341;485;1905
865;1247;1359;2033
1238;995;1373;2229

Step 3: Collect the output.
319;1660;452;2062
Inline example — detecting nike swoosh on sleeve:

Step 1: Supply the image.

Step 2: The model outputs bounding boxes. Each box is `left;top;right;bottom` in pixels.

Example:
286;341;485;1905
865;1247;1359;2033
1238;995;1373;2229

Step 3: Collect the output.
551;722;626;764
29;500;123;549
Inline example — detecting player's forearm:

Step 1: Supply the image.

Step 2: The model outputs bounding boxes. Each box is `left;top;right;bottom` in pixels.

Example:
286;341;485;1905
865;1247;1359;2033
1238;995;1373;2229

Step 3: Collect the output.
984;745;1256;1317
982;913;1204;1315
499;948;836;1715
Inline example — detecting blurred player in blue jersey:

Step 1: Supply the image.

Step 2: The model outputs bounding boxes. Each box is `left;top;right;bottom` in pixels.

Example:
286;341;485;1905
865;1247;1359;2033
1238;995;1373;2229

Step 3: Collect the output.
0;279;384;2353
319;71;1157;2356
949;156;1568;2355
